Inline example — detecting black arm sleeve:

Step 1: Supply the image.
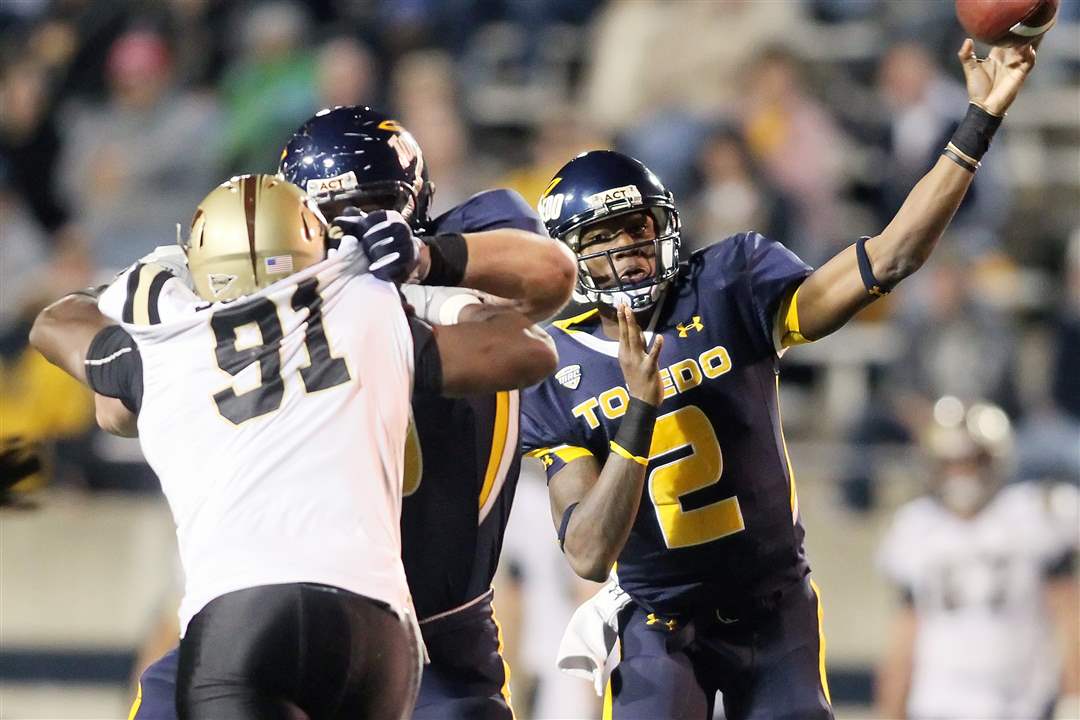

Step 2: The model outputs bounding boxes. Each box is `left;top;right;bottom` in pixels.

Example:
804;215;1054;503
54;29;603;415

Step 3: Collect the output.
409;316;443;396
85;326;143;414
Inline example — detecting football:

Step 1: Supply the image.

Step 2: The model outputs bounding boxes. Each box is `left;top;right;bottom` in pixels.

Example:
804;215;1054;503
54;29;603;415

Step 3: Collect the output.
956;0;1058;46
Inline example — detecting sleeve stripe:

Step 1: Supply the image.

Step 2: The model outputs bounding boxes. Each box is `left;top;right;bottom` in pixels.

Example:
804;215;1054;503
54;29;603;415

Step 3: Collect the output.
132;265;168;326
84;346;133;366
526;445;593;464
121;263;144;323
146;270;170;325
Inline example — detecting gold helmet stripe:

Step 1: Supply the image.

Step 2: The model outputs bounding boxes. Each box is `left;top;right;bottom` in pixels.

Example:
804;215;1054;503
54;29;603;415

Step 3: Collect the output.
242;176;259;278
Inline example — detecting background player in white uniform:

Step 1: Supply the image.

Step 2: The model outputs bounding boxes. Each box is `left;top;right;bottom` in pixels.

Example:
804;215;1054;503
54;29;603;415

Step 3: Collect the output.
876;397;1079;720
29;174;566;719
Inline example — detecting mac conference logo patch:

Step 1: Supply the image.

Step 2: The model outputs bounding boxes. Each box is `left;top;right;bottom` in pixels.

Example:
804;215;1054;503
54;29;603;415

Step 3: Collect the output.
555;364;582;390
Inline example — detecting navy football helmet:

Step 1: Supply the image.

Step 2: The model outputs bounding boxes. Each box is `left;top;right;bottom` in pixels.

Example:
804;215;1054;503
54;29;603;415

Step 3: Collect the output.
279;106;433;230
539;150;680;311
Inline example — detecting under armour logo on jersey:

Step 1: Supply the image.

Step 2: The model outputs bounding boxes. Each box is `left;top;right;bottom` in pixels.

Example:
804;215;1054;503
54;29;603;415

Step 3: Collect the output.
676;316;704;338
555;364;582;390
645;613;678;631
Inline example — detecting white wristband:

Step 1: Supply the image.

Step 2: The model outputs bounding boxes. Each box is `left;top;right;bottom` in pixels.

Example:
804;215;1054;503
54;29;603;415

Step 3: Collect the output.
438;292;482;325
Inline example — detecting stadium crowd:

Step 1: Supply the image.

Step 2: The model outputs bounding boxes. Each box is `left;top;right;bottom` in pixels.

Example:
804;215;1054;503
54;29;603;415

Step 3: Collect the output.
2;0;1076;499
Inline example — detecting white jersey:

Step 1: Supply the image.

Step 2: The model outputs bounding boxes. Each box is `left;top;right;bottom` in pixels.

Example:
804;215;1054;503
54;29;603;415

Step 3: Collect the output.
878;482;1079;720
98;242;416;634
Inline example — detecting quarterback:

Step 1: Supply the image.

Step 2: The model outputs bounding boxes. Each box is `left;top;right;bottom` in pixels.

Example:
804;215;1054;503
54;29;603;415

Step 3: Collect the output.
522;41;1037;719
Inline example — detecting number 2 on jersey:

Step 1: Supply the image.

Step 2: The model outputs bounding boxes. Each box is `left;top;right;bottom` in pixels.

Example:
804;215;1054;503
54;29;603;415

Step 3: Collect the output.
210;277;351;424
647;405;745;549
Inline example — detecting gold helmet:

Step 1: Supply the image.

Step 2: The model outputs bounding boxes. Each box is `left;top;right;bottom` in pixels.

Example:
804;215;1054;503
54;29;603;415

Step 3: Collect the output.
181;174;328;301
923;396;1013;515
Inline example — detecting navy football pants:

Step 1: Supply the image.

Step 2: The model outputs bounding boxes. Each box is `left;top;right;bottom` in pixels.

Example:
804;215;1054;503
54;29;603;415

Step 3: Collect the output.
412;589;514;720
605;576;833;720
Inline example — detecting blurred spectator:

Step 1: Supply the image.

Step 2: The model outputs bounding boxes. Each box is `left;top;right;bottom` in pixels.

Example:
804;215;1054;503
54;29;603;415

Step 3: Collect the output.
615;110;709;202
0;58;71;232
1052;229;1080;423
391;50;479;212
740;45;845;263
217;1;316;174
0;192;95;493
1012;229;1080;485
162;0;232;89
872;41;1010;257
315;35;378;109
683;124;792;251
498;108;607;211
582;0;802;136
57;28;220;273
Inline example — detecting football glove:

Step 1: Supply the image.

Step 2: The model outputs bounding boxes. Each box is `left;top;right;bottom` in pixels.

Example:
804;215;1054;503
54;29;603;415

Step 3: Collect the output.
331;209;420;284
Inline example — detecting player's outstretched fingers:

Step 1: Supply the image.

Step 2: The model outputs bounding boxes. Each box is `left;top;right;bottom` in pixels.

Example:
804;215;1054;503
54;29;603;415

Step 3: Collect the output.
646;334;664;366
624;305;645;356
958;38;979;74
617;302;629;347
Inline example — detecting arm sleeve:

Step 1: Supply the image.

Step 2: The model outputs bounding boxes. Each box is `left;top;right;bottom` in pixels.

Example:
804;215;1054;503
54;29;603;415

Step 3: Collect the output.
431;189;546;235
85;326;143;414
520;380;596;483
409;316;443;396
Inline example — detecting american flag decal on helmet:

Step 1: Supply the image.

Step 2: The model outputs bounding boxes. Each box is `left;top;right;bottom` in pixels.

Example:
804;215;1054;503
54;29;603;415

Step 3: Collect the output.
265;255;294;274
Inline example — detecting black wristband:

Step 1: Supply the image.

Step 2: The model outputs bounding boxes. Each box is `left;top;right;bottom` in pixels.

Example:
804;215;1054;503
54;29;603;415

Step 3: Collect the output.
942;146;979;173
423;233;468;287
855;236;890;297
947;103;1002;165
612;397;659;460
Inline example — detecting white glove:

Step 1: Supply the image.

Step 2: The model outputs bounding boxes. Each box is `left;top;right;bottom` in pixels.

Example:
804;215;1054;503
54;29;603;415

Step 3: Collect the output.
556;579;632;697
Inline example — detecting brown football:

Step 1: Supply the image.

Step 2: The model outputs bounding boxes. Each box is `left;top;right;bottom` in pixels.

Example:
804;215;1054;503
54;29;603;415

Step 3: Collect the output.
956;0;1058;46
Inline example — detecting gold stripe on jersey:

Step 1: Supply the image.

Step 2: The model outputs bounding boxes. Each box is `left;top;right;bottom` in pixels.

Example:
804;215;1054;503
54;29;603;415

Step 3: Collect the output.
478;391;511;511
810;579;832;705
492;601;516;718
402;416;423;496
552;308;600;334
775;376;799;522
777;286;810;348
130;264;169;326
126;681;143;720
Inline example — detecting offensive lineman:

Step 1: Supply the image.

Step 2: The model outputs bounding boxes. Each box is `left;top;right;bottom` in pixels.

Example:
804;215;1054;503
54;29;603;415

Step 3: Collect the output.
521;41;1037;718
30;174;570;718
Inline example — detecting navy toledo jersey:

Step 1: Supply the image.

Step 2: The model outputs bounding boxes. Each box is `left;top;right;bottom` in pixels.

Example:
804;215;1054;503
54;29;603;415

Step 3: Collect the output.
401;189;539;620
522;232;813;615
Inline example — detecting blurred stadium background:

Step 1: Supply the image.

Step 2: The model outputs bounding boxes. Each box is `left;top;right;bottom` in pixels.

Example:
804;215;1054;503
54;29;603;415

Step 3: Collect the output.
1;1;1078;718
